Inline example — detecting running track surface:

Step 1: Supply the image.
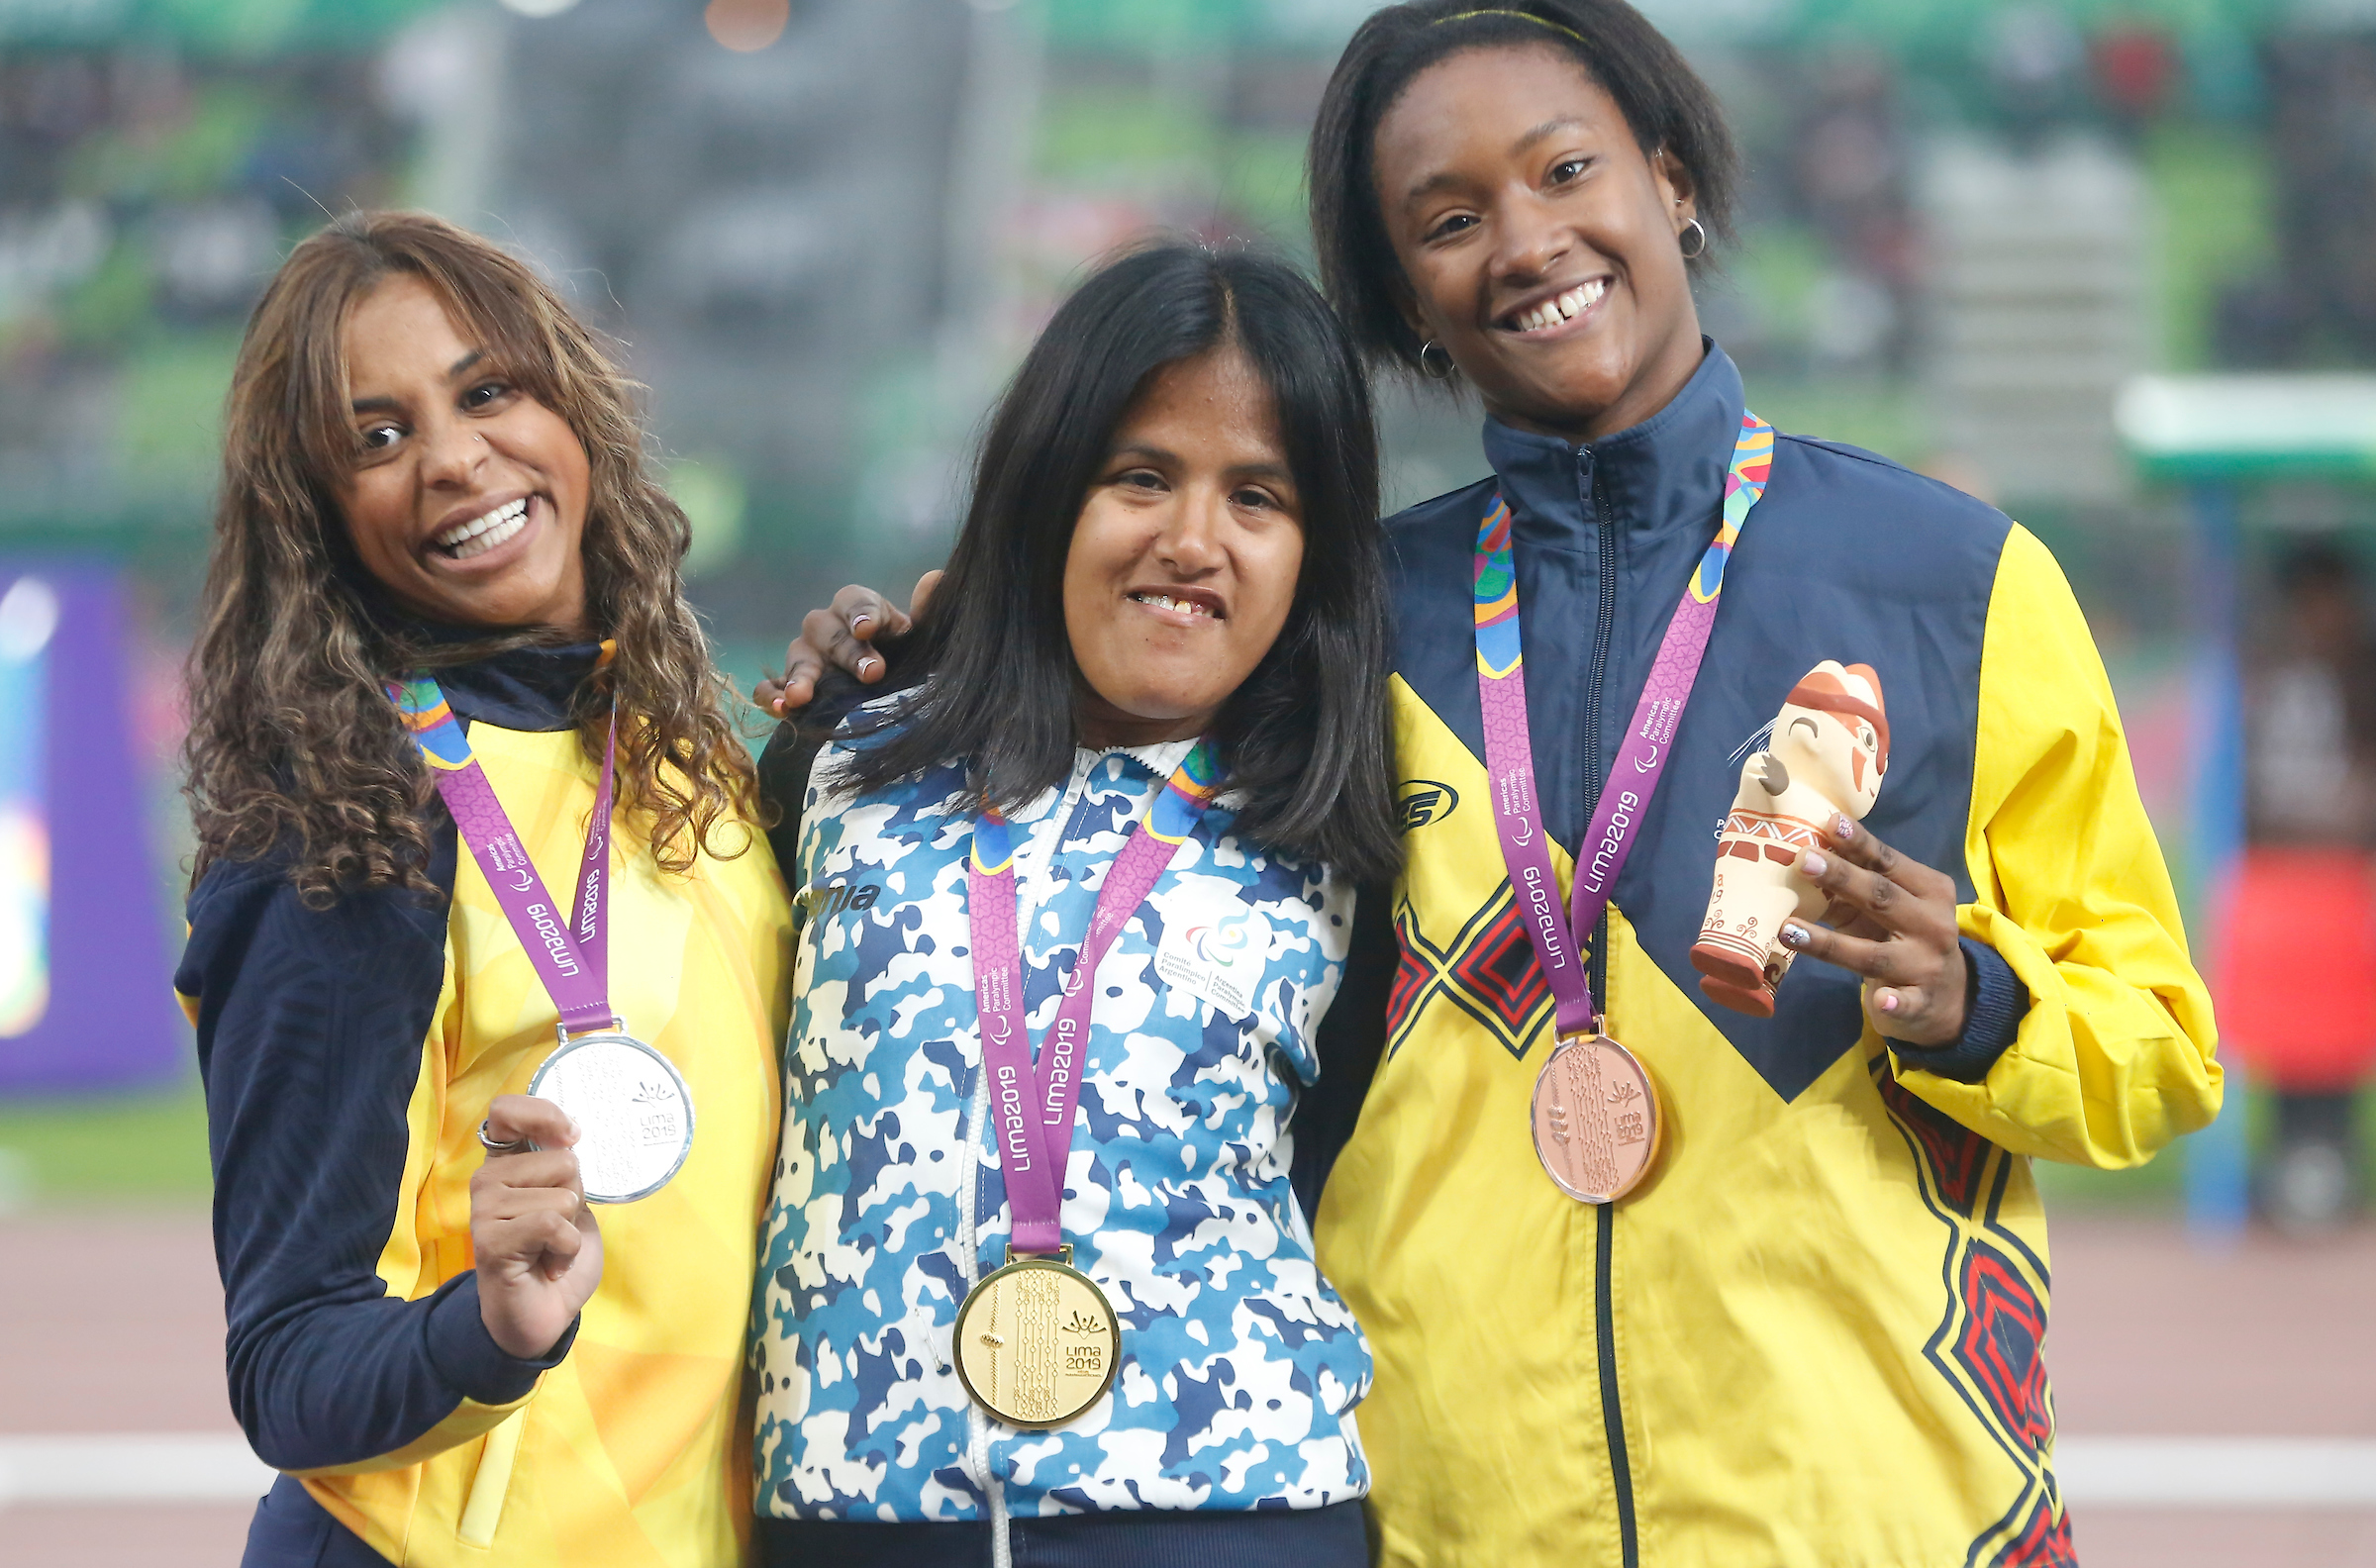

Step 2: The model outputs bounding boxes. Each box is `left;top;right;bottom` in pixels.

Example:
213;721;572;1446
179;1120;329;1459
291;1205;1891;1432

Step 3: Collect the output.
2;1212;2372;1566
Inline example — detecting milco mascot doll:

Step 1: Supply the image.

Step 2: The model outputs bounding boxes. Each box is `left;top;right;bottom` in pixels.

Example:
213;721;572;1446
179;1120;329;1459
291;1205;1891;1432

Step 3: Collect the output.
1690;660;1889;1016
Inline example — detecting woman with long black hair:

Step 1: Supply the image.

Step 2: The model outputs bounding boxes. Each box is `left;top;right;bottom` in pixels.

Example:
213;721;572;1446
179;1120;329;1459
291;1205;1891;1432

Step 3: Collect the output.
747;243;1397;1567
767;7;2223;1564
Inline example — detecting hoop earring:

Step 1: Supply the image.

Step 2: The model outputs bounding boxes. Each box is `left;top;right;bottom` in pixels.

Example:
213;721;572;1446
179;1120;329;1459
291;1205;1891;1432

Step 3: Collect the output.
1418;340;1456;381
1678;218;1708;260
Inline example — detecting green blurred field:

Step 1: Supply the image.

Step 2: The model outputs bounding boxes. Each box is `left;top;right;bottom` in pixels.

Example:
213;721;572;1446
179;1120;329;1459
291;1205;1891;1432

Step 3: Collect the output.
0;1080;213;1208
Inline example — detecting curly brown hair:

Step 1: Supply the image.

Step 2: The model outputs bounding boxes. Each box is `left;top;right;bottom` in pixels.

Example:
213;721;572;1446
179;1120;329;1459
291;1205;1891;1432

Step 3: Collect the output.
184;210;759;905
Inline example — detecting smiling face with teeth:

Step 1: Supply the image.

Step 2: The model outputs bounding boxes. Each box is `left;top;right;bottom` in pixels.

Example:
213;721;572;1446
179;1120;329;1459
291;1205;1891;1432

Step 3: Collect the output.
1061;344;1306;749
1371;44;1707;442
335;274;593;635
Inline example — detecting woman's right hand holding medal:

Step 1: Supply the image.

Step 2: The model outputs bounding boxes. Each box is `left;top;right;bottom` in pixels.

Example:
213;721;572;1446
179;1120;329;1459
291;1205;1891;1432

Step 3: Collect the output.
471;1093;603;1359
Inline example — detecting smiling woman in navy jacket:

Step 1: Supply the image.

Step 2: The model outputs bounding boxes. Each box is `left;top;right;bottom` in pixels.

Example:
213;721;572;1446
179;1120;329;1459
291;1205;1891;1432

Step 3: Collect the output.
176;211;789;1568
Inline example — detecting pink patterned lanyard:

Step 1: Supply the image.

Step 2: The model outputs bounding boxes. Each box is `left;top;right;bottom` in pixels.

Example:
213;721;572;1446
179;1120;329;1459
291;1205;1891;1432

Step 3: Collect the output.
1472;412;1774;1035
965;742;1223;1255
390;675;620;1039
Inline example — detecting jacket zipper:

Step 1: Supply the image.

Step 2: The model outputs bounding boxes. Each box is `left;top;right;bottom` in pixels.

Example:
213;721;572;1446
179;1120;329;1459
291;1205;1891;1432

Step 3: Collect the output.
1577;446;1640;1568
965;755;1103;1564
959;1016;996;1528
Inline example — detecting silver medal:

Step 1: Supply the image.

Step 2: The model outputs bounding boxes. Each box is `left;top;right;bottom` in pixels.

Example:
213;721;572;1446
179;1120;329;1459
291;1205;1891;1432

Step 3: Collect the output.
526;1031;695;1204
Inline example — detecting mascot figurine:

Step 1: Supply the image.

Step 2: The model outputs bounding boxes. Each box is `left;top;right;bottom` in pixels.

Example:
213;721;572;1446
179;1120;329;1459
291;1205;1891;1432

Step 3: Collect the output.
1690;660;1890;1017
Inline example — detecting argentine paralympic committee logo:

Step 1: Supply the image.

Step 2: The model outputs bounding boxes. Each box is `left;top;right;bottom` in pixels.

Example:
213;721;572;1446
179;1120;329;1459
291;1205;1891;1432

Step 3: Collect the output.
1187;909;1257;966
1155;898;1271;1023
1396;779;1460;833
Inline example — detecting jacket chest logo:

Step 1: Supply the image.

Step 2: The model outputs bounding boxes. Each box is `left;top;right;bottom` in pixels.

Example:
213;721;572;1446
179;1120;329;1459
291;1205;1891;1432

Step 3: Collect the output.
1396;779;1461;833
812;879;882;918
1153;897;1271;1021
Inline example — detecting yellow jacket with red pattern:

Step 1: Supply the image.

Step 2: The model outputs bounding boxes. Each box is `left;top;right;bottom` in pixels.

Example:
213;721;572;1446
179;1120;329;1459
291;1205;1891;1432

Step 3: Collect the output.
1314;346;2220;1568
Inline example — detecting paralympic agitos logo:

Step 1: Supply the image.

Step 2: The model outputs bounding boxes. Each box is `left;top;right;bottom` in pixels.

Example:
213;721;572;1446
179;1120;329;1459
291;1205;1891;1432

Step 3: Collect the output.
1187;909;1257;965
1396;779;1459;833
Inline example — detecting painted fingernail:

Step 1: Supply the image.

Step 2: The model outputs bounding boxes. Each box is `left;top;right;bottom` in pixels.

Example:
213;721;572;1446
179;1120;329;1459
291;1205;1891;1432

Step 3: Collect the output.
1780;924;1807;947
1877;993;1899;1014
852;613;874;632
1835;817;1855;838
859;656;880;675
1801;852;1828;877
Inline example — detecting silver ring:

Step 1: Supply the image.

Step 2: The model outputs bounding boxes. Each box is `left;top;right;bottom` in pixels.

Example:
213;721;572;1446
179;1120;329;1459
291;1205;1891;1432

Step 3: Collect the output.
477;1119;532;1156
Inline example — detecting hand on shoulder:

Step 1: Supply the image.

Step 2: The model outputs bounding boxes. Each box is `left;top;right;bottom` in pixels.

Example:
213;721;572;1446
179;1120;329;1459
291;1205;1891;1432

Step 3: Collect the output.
755;570;941;715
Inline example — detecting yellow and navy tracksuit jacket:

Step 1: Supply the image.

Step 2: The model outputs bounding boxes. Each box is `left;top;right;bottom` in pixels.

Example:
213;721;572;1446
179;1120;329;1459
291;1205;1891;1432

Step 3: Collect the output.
176;642;791;1568
1309;345;2221;1568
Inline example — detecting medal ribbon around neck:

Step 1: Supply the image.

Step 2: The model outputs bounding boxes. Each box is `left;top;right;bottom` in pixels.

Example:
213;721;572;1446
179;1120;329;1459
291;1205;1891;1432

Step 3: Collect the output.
1473;411;1773;1036
966;740;1224;1256
389;672;621;1038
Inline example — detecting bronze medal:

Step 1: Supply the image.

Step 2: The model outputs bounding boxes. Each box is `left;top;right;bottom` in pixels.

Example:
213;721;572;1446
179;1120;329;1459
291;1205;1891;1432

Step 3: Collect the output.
952;1247;1121;1429
1530;1031;1662;1204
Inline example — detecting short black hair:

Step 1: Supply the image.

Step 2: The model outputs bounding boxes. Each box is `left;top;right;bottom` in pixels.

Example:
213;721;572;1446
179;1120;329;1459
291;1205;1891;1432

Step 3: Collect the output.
810;242;1401;884
1309;0;1739;377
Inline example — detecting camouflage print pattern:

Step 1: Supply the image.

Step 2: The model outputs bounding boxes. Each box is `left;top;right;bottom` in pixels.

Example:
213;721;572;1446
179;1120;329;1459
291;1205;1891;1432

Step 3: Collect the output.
752;729;1371;1523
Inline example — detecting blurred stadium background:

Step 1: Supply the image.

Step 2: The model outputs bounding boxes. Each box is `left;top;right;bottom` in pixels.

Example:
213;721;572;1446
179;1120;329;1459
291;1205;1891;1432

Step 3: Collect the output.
4;0;2376;1562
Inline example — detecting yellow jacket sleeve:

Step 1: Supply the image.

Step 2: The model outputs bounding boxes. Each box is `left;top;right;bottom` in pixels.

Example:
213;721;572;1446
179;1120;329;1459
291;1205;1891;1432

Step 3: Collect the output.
1891;523;2223;1166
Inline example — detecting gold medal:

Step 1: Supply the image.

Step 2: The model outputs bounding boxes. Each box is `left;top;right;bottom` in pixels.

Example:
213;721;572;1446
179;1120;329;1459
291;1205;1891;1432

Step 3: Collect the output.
1530;1031;1663;1204
952;1246;1121;1429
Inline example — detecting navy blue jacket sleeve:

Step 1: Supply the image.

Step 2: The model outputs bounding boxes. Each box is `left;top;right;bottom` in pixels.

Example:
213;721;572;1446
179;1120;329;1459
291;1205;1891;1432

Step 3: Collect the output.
1887;937;2030;1085
179;846;571;1473
757;717;826;887
1292;880;1395;1221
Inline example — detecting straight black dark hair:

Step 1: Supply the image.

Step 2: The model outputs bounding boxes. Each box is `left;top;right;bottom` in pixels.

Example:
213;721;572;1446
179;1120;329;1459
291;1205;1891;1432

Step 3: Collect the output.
809;242;1401;884
1309;0;1739;378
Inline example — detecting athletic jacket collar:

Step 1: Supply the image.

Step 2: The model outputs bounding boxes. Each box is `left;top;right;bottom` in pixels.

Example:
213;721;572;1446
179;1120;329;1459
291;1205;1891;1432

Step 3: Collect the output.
400;624;605;734
446;645;600;733
1479;338;1743;549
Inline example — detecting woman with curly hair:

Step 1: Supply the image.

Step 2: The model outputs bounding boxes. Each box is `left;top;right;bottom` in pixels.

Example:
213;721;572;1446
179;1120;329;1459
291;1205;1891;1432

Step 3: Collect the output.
175;210;790;1568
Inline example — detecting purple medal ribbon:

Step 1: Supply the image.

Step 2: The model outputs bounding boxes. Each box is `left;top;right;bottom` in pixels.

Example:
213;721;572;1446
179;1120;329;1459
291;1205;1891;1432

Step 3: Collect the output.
1473;413;1775;1035
390;674;621;1039
966;741;1224;1255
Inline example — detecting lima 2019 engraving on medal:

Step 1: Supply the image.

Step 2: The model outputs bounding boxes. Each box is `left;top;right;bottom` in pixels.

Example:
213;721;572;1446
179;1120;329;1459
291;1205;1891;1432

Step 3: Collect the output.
953;1250;1122;1430
527;1032;695;1205
1531;1032;1662;1204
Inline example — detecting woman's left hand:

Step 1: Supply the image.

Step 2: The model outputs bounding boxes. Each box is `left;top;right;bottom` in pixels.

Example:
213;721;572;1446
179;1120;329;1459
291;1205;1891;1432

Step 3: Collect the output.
1778;815;1969;1047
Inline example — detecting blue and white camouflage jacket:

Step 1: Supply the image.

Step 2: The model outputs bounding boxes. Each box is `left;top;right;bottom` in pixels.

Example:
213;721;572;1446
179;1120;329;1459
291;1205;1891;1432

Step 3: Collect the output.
751;720;1373;1524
